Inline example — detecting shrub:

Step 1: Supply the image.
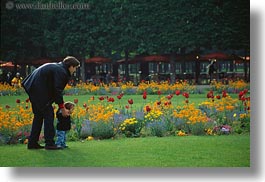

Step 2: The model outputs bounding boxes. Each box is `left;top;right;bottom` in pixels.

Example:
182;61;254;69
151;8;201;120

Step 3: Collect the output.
91;121;115;139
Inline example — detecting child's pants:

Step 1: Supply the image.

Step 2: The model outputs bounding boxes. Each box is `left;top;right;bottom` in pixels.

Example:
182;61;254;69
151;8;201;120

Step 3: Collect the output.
55;130;66;147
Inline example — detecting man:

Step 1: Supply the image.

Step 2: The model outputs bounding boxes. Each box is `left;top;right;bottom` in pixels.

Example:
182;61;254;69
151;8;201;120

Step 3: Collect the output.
22;56;80;150
207;59;217;82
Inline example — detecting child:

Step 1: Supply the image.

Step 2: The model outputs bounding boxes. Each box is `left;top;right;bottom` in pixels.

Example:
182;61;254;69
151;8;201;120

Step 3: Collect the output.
55;101;75;149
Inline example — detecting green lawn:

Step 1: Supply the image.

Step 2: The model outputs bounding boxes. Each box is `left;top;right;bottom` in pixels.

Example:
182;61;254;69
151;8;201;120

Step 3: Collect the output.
0;135;250;167
0;93;239;108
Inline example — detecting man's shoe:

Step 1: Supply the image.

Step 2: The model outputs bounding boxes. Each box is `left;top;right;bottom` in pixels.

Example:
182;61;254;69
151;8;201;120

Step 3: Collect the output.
45;145;63;150
28;143;45;149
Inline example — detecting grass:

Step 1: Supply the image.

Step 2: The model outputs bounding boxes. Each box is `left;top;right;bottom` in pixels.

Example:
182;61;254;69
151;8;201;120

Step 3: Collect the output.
0;135;250;167
0;93;239;108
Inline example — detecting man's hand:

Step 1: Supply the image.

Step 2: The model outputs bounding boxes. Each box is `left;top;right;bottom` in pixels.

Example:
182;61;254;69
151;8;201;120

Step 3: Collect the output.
61;107;70;117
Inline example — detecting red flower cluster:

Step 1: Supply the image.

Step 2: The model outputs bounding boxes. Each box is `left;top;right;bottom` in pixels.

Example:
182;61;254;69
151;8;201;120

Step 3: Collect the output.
238;89;248;100
117;93;124;100
166;94;173;100
108;97;115;102
182;92;189;98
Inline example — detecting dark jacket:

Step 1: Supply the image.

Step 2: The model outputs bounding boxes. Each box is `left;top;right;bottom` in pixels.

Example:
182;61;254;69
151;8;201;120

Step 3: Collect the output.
208;63;217;75
22;62;71;112
56;109;71;131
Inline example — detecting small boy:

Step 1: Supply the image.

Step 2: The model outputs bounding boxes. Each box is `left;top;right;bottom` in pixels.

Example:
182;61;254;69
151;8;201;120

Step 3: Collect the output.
55;101;75;149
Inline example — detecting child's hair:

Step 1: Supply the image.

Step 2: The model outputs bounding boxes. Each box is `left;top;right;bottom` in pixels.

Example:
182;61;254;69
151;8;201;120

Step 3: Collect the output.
64;101;75;110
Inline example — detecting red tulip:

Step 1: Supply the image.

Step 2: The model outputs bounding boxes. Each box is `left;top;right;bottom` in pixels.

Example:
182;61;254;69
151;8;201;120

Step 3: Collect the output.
83;103;87;108
74;98;78;104
145;105;151;112
216;95;221;99
182;92;189;98
166;94;173;100
25;98;30;103
117;95;122;100
108;97;115;102
125;105;130;109
5;105;10;109
16;99;21;104
157;90;162;95
143;94;147;100
99;96;105;101
239;91;245;100
175;90;181;96
222;90;227;98
243;89;248;94
128;99;133;105
207;91;214;98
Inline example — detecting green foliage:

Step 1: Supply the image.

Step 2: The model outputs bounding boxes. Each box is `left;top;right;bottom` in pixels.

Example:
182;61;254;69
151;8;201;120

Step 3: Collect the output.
1;1;249;61
90;121;114;140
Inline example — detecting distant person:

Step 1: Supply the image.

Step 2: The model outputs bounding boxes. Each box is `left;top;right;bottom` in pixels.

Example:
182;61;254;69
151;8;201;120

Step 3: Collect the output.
11;72;23;88
207;60;217;82
105;71;112;84
6;72;12;85
22;56;80;150
55;101;75;149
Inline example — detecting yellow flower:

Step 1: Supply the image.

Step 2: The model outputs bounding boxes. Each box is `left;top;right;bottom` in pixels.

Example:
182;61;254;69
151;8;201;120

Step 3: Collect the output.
86;136;94;141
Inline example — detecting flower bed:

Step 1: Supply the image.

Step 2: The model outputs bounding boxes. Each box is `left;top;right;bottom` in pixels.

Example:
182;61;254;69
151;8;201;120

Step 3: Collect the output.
0;80;250;144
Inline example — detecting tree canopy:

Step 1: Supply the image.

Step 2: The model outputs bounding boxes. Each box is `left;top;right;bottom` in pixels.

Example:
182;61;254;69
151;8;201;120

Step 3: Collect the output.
1;0;249;62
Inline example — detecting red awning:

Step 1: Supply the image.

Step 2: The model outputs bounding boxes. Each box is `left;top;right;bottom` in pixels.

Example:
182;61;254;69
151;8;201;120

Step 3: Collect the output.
0;61;20;68
131;54;199;63
131;55;169;63
116;58;134;64
86;57;111;64
199;52;233;60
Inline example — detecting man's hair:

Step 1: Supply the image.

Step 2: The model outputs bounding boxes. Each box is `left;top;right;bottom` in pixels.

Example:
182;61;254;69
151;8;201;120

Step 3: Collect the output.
63;56;80;68
64;101;75;110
